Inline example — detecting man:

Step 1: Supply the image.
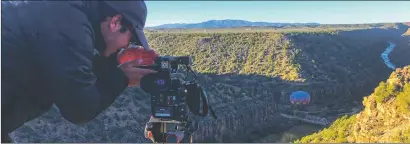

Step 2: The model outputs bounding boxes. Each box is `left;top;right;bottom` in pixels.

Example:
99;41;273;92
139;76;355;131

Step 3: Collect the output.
1;1;156;142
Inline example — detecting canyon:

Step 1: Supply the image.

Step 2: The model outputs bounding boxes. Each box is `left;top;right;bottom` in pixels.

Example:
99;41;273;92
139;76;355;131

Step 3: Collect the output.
10;23;410;143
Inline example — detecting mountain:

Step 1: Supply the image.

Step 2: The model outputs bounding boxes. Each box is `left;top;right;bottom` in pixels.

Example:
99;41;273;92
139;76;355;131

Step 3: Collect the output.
295;66;410;143
148;19;320;29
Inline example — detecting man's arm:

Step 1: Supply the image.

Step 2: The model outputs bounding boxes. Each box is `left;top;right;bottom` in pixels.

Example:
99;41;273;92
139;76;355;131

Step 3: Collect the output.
35;1;128;124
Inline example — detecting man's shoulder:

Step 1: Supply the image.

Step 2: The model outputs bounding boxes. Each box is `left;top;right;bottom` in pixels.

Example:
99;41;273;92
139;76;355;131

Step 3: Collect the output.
1;1;86;10
2;1;94;25
2;0;99;49
32;1;97;39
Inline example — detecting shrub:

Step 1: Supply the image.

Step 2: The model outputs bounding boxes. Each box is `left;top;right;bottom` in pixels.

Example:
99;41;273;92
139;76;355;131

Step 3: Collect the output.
373;82;398;103
395;83;410;114
294;115;356;143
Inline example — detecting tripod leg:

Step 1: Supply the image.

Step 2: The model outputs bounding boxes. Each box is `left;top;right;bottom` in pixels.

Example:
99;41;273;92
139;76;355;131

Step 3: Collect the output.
180;132;193;143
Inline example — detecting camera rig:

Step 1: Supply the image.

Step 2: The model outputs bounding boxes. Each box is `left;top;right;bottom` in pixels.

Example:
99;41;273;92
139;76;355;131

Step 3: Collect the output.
137;56;217;143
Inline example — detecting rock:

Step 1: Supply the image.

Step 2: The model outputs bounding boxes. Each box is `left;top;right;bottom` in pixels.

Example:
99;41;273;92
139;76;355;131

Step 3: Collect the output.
297;65;410;143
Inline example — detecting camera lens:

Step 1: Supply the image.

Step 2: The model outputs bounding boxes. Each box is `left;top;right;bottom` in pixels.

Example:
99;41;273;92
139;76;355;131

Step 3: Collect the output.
156;79;165;85
156;79;168;91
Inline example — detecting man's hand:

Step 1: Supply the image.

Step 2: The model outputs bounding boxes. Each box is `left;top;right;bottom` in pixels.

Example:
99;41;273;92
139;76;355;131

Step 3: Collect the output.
117;60;157;86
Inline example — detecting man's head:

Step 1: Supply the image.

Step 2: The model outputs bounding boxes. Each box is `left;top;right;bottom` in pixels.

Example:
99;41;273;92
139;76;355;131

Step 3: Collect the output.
100;13;134;56
99;1;149;56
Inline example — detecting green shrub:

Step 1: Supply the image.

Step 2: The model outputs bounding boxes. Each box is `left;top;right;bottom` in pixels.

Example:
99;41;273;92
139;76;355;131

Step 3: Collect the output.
373;82;398;103
146;32;304;81
396;83;410;114
294;115;356;143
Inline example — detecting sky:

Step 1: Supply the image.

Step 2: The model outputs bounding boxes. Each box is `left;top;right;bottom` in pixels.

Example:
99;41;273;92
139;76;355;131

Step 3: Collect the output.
144;1;410;27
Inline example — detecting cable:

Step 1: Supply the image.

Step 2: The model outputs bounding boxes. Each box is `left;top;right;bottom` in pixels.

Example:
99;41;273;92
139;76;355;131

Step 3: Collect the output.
186;65;197;81
183;65;197;82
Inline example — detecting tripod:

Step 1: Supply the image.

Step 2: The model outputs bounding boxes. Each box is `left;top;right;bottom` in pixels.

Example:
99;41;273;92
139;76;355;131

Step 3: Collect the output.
144;117;198;143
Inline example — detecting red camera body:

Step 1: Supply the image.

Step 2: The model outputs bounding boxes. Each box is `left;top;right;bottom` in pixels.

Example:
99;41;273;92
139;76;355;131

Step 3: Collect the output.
117;46;158;86
117;46;158;66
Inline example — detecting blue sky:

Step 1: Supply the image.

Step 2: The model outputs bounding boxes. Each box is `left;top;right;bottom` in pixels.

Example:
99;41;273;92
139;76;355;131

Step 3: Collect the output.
144;1;410;27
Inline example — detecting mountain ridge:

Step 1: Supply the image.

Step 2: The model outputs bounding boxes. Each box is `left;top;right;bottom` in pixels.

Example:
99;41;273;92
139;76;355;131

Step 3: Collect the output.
147;19;410;29
148;19;320;29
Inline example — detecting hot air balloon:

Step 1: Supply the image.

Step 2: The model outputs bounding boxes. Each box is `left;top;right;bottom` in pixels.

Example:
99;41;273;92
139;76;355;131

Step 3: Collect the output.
290;91;311;105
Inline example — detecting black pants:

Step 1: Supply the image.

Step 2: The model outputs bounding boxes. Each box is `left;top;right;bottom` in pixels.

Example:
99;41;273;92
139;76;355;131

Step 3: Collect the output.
1;133;13;143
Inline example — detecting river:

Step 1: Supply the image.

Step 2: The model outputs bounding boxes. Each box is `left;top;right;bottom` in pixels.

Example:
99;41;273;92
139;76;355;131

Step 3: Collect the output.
381;42;396;70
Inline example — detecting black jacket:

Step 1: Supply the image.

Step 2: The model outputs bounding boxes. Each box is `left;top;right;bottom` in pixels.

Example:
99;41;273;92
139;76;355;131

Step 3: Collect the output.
1;1;128;137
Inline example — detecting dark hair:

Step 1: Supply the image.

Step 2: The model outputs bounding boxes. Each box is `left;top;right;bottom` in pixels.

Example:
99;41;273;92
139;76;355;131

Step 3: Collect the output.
99;2;133;33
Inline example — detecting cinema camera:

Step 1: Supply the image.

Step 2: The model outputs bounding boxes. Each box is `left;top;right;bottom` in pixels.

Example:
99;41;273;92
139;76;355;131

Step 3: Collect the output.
117;46;217;143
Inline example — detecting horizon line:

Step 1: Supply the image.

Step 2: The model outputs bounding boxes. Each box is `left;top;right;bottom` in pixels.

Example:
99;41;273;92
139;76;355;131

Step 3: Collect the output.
145;19;409;27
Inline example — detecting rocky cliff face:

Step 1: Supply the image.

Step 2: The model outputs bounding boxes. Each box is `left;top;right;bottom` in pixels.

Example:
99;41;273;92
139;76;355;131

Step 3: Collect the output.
10;88;153;143
10;26;410;143
349;66;410;142
296;66;410;143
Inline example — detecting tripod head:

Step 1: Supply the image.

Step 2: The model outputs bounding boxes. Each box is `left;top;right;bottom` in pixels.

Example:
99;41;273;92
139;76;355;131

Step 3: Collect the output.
144;117;196;143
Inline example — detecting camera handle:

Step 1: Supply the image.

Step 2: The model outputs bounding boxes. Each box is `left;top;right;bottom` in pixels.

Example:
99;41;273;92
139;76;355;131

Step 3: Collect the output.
191;85;218;120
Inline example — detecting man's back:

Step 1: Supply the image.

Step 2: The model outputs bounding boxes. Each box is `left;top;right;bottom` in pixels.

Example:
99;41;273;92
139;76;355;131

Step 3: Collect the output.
2;1;152;142
2;1;57;136
1;1;126;139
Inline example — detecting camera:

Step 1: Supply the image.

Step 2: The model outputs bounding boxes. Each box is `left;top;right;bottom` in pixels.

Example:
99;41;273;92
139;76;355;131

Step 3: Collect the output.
138;55;217;143
139;56;189;121
117;46;216;143
139;56;215;121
